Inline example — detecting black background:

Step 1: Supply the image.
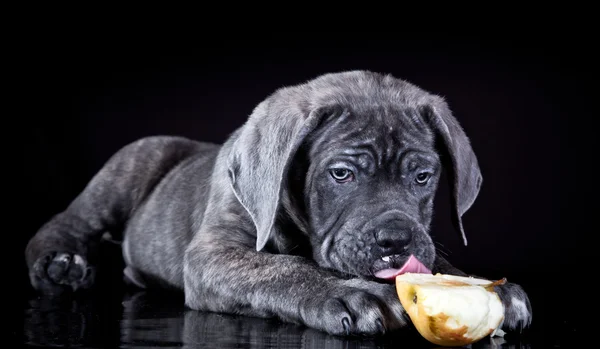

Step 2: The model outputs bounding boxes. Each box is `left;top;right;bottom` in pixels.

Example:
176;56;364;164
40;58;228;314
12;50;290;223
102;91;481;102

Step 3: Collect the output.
12;32;586;345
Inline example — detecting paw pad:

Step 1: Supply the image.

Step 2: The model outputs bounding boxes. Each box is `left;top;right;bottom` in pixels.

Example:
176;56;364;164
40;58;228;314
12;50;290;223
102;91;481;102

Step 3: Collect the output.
33;252;95;293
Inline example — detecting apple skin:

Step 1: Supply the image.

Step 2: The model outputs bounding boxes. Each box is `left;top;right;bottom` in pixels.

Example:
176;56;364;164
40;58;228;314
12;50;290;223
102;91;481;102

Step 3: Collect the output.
395;273;506;347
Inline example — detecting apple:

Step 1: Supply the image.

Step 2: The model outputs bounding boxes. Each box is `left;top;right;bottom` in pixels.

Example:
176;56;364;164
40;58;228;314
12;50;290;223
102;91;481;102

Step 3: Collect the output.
395;273;506;347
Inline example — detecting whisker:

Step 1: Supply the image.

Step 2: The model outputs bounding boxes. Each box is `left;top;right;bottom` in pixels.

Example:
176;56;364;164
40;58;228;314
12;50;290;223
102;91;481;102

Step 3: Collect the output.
285;244;300;254
434;241;451;257
435;247;449;257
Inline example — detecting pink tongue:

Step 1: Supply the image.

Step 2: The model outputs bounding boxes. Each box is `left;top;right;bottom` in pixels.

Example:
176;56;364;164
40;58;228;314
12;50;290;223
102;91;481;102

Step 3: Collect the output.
374;255;432;280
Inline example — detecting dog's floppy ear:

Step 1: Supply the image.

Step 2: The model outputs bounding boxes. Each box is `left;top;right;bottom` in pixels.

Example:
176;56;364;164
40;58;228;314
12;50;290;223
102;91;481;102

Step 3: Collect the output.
421;97;483;246
227;91;329;252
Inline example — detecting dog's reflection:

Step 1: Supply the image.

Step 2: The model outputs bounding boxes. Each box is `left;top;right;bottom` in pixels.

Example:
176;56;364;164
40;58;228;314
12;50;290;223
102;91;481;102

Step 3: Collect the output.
23;293;121;347
119;290;410;349
24;290;533;349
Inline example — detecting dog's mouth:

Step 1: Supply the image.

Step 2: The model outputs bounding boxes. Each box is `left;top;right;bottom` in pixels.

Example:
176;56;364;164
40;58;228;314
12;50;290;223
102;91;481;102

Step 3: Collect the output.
372;254;432;280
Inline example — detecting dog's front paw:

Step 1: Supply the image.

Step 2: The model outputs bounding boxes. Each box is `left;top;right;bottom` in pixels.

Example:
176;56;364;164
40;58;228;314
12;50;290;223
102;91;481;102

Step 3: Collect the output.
494;282;532;332
301;280;407;336
30;252;95;296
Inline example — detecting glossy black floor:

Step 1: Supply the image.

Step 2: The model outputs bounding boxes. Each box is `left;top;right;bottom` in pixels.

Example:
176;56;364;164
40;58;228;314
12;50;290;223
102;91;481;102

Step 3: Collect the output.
13;244;577;349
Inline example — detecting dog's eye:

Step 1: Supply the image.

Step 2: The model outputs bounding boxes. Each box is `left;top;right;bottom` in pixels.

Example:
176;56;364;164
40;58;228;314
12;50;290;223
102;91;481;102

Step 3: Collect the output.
330;168;354;183
415;172;431;185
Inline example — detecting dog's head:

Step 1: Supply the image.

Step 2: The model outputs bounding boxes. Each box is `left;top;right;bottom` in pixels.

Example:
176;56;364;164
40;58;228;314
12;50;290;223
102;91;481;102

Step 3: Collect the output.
227;71;482;280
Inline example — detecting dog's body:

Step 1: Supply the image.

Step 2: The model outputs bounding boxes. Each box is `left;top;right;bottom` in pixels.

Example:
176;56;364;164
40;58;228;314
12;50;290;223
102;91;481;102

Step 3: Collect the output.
26;71;532;336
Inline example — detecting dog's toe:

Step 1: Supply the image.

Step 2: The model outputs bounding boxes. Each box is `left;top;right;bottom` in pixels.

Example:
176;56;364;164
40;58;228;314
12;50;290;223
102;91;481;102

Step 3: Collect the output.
495;282;533;332
31;252;95;295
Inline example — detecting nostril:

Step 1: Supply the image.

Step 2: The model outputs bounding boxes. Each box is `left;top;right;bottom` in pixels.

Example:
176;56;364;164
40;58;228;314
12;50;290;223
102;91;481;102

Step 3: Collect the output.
375;228;412;252
375;230;394;248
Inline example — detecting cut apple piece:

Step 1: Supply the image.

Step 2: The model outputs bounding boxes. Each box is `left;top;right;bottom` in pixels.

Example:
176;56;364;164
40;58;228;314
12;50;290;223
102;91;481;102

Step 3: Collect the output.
395;273;506;347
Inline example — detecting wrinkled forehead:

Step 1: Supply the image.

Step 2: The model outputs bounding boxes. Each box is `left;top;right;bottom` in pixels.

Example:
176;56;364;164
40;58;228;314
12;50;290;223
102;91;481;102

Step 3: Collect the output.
308;105;436;158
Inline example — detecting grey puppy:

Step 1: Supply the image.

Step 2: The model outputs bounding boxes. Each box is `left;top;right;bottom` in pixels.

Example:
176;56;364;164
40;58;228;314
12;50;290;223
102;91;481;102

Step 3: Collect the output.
25;70;532;336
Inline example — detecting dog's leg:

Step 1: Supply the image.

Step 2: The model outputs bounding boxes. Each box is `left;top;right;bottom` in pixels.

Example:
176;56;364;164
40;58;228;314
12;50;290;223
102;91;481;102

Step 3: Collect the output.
25;136;203;296
433;254;532;333
183;221;408;336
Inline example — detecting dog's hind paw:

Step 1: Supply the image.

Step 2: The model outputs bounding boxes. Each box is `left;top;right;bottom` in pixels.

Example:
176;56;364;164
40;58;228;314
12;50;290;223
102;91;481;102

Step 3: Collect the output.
30;252;95;296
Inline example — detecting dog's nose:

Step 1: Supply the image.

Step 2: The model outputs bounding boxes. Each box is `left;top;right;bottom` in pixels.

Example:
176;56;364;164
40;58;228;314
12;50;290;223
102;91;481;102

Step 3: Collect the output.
375;225;412;255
